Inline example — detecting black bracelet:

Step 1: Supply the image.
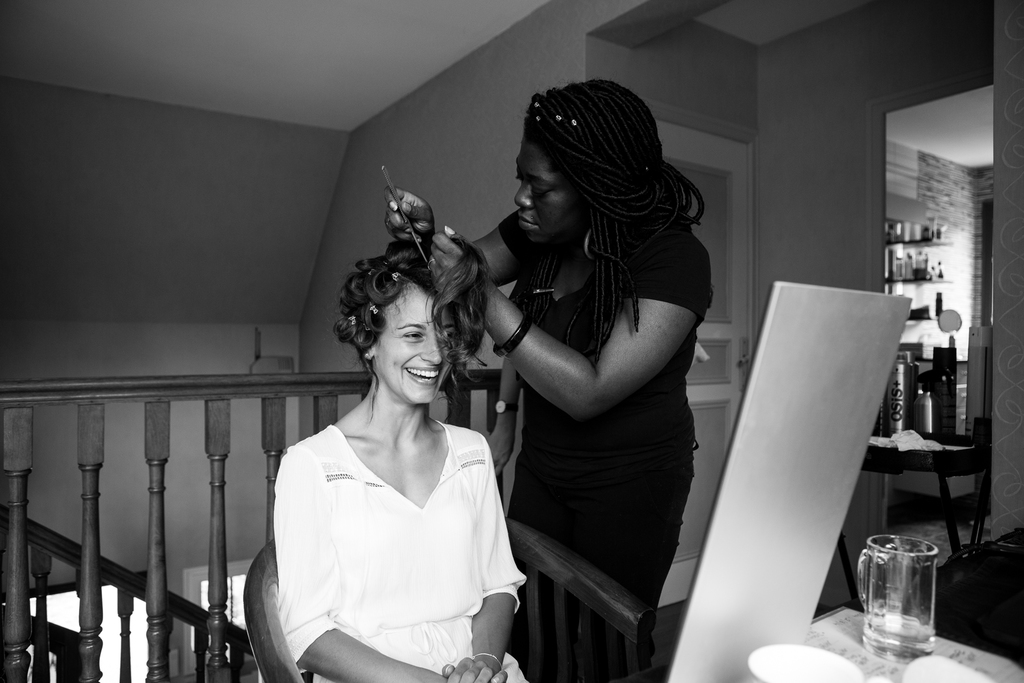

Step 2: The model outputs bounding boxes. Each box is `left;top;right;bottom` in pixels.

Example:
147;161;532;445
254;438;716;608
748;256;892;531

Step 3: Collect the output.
493;315;532;357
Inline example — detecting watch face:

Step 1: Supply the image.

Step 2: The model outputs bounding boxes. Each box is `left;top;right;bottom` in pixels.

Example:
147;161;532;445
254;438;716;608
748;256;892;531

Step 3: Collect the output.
496;400;507;414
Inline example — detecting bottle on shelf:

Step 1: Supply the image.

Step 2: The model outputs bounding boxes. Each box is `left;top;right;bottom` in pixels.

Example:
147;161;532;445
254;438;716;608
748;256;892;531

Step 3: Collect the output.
935;292;943;318
914;250;929;280
936;261;944;279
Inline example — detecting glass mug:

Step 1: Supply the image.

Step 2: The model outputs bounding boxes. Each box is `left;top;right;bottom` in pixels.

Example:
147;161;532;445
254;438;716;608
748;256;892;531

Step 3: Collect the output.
857;534;938;660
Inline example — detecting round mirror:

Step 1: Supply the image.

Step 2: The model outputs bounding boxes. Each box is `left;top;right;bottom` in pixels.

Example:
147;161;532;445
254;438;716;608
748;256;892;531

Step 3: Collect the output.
938;309;962;335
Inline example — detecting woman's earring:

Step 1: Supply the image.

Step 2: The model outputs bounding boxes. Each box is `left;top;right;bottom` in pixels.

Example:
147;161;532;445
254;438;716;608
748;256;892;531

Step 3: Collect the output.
583;229;595;260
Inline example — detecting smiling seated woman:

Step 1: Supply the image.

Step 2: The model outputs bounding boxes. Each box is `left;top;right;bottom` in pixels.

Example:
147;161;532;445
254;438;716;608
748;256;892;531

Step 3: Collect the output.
274;240;527;683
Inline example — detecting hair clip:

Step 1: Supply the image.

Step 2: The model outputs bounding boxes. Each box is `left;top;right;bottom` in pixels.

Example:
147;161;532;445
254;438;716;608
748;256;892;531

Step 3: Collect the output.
555;115;562;121
369;304;379;314
392;272;399;281
571;119;577;126
348;315;356;325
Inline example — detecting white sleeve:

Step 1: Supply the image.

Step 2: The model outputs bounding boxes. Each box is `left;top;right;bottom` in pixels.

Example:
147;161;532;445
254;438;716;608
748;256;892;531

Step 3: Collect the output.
273;446;343;663
471;434;526;608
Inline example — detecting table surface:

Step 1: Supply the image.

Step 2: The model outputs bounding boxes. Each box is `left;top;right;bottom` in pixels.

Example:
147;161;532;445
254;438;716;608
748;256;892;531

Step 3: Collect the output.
610;544;1024;683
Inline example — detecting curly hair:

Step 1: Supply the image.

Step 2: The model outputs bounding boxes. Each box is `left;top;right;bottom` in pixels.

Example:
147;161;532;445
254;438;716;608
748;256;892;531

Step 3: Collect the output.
334;239;489;413
517;79;704;361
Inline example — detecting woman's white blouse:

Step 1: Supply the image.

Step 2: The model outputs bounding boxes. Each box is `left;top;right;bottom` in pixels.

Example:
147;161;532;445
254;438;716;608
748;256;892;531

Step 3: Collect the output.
274;423;526;678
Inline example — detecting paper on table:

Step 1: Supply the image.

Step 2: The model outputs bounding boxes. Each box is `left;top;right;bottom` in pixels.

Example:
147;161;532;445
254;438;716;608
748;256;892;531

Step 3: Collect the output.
867;435;971;451
805;609;1023;682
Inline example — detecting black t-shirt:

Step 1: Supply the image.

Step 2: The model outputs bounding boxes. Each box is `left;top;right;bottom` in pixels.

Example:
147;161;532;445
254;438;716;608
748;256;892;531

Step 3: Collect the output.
499;211;712;487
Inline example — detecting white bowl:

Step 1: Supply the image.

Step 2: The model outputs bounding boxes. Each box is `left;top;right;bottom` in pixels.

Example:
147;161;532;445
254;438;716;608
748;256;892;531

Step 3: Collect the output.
749;644;865;683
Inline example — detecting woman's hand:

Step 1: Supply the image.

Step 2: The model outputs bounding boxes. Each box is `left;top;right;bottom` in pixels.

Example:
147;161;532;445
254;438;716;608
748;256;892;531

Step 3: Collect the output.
487;415;515;474
385;187;435;241
429;225;465;270
441;656;507;683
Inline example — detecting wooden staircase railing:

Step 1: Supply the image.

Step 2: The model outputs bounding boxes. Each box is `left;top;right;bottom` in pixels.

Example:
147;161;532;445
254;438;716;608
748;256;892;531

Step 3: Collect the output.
0;504;251;681
0;370;501;682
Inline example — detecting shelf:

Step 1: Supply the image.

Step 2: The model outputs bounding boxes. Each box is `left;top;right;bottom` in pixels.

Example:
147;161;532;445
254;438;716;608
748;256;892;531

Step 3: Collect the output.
885;239;951;247
886;278;951;285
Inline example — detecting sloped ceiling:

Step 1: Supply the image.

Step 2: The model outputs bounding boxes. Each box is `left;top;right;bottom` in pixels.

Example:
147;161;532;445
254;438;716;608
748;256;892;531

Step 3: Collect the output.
0;0;556;131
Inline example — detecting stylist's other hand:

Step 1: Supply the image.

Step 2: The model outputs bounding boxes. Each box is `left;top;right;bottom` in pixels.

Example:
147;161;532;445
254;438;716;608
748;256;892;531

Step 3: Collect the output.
384;187;435;241
487;416;515;474
442;657;506;683
430;225;466;273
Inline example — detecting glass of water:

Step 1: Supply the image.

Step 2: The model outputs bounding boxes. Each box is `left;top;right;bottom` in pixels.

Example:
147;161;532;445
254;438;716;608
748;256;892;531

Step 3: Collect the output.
857;534;938;661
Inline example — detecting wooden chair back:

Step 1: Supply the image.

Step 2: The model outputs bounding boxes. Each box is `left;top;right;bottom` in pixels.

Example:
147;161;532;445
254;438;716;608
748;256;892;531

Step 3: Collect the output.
506;519;657;683
243;524;656;683
243;540;311;683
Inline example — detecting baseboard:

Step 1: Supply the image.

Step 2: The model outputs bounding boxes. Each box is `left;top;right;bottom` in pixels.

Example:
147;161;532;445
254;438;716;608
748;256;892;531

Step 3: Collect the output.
659;552;699;607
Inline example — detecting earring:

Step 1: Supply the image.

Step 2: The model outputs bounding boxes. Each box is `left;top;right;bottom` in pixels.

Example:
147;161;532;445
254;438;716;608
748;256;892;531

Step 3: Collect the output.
582;229;595;261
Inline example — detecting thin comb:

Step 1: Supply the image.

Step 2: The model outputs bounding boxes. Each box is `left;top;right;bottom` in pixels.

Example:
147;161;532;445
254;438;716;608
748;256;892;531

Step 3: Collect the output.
382;165;429;263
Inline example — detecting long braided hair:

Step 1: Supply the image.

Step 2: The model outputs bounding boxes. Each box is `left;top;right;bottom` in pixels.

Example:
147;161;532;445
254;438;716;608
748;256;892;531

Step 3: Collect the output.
516;79;704;361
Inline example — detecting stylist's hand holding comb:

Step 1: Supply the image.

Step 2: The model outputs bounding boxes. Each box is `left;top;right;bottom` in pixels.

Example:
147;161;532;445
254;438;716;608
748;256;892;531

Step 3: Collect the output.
384;187;434;245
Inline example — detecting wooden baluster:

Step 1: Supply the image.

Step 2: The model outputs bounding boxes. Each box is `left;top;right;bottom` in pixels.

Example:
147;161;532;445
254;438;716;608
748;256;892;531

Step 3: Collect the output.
31;547;52;683
205;399;230;683
117;589;133;683
144;401;171;683
0;529;6;636
313;395;337;433
228;644;244;683
78;403;105;683
4;406;33;683
261;398;286;542
193;630;208;683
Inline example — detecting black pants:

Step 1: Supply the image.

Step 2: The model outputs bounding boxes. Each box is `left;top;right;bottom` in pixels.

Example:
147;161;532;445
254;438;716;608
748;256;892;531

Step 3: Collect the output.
506;457;691;678
508;458;692;607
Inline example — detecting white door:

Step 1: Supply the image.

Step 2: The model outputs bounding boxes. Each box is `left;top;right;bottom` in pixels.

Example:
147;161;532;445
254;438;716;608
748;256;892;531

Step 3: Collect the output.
657;121;753;605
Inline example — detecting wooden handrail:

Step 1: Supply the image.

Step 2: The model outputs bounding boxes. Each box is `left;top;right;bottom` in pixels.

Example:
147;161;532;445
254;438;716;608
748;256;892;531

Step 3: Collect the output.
0;370;501;407
0;372;372;407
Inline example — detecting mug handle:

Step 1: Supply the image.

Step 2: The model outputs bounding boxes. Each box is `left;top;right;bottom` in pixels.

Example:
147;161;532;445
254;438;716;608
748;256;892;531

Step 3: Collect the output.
857;549;869;607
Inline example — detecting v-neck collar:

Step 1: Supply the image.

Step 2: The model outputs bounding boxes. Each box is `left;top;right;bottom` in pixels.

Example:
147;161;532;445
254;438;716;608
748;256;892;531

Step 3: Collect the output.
328;422;455;511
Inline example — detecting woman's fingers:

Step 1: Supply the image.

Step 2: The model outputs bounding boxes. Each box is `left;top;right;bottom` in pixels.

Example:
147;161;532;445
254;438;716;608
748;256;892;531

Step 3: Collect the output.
383;186;435;239
429;226;465;269
443;657;503;683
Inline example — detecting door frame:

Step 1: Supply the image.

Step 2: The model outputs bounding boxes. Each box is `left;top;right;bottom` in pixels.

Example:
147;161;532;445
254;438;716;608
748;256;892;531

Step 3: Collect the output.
863;67;993;536
647;99;759;334
647;99;758;605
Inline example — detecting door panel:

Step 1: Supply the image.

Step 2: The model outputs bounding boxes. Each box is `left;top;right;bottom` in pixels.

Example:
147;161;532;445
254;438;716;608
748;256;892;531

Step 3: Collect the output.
657;122;752;606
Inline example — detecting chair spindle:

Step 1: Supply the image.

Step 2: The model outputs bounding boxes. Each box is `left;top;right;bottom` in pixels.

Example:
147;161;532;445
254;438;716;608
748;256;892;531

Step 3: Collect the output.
523;566;543;683
145;400;171;682
78;403;105;683
4;407;33;683
552;584;572;683
205;399;231;683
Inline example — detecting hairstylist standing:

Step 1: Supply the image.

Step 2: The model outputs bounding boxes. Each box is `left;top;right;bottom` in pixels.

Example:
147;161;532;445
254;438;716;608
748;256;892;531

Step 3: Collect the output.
385;79;710;610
